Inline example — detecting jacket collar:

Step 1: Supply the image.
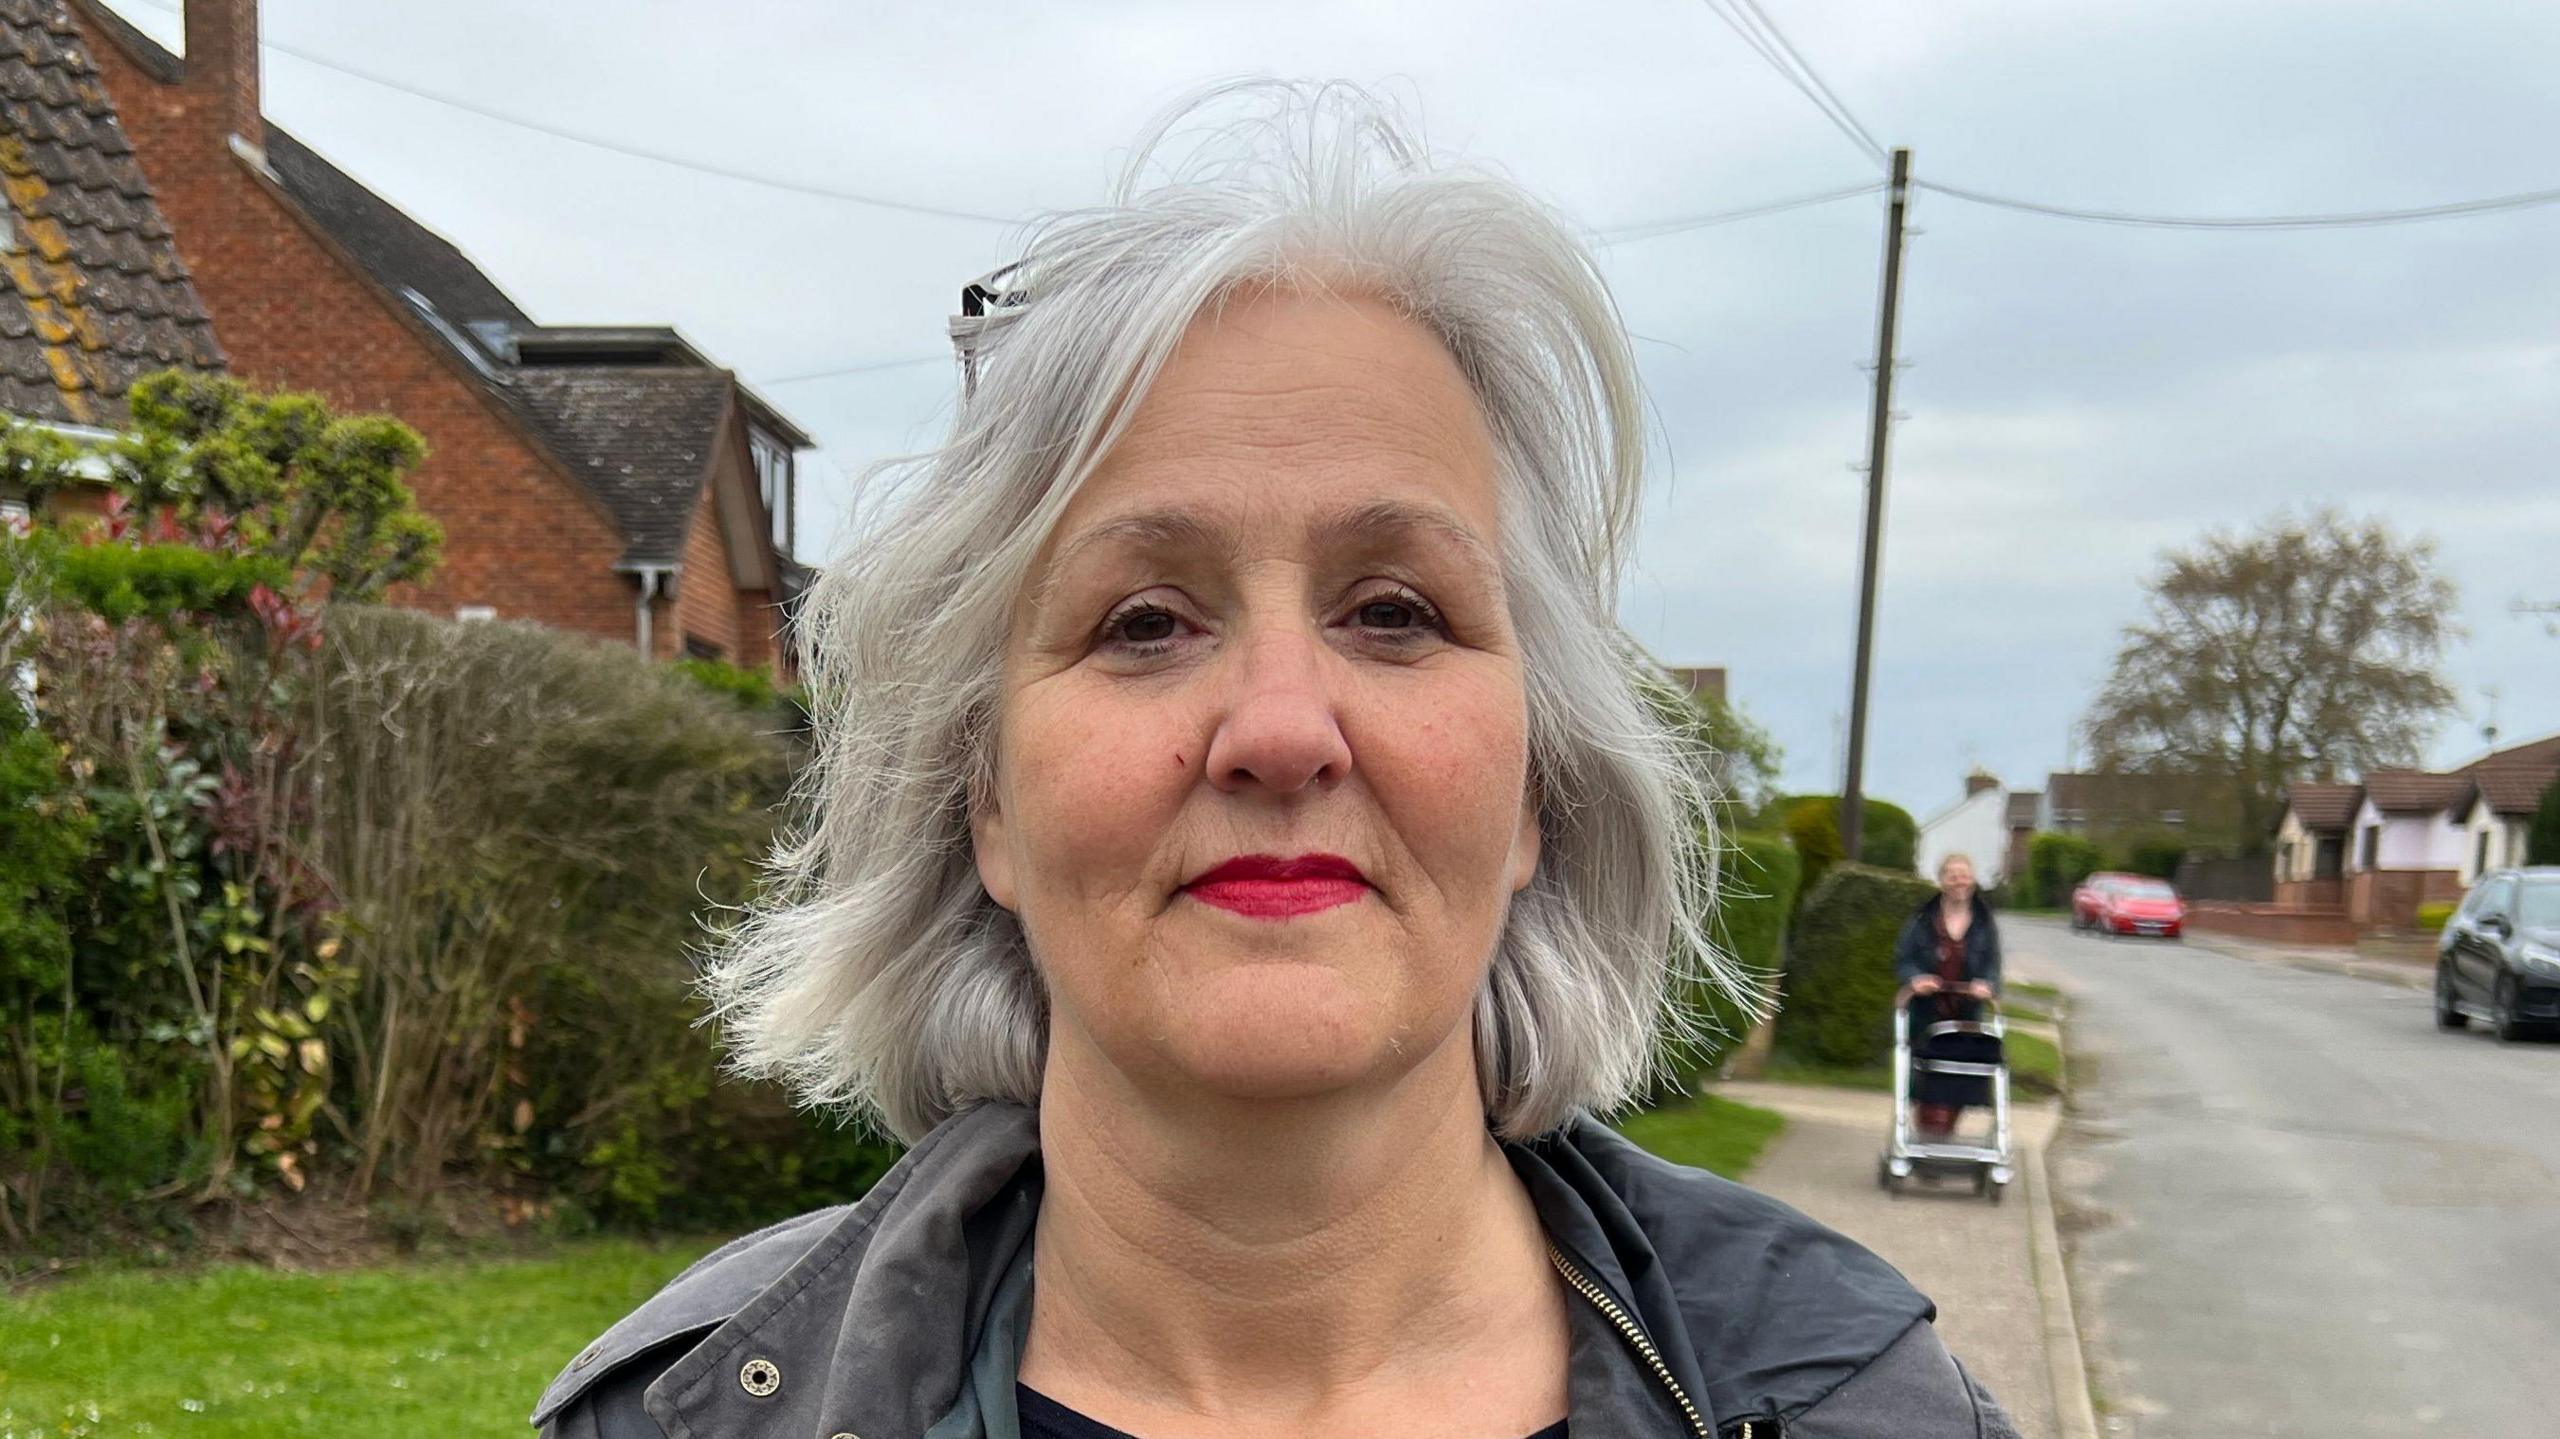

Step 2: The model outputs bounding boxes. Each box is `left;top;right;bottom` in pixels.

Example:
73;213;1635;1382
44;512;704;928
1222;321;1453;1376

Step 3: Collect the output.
535;1100;1930;1438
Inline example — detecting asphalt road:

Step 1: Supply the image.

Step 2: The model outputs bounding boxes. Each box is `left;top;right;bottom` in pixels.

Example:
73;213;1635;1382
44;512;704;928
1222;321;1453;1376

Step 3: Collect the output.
2022;916;2560;1437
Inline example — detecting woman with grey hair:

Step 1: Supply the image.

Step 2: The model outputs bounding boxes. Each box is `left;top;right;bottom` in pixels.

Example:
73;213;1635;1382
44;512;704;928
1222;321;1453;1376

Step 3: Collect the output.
536;86;2018;1439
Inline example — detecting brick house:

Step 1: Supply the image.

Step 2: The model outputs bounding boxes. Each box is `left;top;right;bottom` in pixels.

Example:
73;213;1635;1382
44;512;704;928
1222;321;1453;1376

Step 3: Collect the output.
2001;790;2040;889
67;0;807;670
2036;770;2236;844
0;0;223;515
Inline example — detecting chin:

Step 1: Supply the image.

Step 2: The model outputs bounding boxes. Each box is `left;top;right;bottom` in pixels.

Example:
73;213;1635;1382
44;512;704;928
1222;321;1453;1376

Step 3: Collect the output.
1151;966;1437;1102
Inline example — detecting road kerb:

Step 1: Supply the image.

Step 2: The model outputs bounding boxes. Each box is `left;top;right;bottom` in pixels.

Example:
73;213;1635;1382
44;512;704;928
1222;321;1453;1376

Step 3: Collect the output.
2027;1134;2101;1439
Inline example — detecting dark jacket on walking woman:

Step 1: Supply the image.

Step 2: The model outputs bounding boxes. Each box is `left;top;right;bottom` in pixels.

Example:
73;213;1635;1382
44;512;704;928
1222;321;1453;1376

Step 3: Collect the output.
1894;893;2003;1021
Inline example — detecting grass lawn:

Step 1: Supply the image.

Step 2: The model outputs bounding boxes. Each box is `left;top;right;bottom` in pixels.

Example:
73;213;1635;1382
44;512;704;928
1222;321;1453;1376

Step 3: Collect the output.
1614;1093;1787;1179
2008;980;2065;1007
0;1095;1797;1438
1762;1030;2066;1102
0;1237;719;1438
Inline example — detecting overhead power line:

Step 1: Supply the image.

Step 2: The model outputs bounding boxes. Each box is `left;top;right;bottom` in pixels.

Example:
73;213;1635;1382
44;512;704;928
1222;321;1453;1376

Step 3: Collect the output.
1696;0;1890;169
1598;181;1886;243
1917;178;2560;231
757;354;951;386
117;0;1014;224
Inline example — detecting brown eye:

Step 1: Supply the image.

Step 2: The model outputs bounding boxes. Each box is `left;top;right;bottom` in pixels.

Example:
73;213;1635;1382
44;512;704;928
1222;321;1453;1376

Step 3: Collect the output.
1119;608;1179;643
1357;598;1422;629
1346;587;1445;636
1099;599;1193;654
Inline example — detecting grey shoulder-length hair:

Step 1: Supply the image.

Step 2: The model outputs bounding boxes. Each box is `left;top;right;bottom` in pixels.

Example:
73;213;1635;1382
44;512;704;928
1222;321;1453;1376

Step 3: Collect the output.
705;82;1750;1143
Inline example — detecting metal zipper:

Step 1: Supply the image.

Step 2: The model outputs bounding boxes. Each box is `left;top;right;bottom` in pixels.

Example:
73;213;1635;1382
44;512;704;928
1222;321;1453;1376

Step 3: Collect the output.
1544;1240;1713;1438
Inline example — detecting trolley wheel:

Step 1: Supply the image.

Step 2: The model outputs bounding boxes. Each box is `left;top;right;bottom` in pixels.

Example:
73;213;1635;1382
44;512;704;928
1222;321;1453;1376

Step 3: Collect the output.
1972;1169;1990;1196
1877;1158;1892;1191
1987;1176;2007;1205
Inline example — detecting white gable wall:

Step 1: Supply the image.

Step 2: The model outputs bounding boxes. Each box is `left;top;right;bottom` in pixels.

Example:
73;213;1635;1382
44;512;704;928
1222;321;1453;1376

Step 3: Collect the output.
2350;797;2466;873
2459;794;2535;885
1918;786;2009;888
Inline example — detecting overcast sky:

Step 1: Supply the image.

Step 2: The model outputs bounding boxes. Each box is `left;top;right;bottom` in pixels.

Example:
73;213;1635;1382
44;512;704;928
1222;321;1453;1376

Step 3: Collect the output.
106;0;2560;818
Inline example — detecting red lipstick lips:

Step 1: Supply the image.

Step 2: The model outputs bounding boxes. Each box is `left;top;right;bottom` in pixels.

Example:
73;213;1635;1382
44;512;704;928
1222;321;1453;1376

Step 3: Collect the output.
1183;853;1370;919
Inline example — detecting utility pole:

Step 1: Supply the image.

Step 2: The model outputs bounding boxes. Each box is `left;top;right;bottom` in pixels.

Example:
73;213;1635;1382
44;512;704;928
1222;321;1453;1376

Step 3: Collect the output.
1840;147;1911;868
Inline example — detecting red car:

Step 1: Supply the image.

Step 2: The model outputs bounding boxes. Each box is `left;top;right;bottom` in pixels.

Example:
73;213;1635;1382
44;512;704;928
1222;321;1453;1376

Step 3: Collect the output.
2081;875;2187;939
2070;871;2144;930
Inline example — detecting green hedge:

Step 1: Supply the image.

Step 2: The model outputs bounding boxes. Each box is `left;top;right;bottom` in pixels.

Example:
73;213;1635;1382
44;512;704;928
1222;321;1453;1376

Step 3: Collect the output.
2533;775;2560;866
43;536;289;623
1777;862;1934;1067
1655;830;1799;1095
1763;795;1915;905
2025;833;2104;910
2109;833;2187;880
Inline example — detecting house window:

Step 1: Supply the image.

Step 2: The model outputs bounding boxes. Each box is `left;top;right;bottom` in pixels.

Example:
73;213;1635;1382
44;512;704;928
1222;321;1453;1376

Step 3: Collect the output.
2356;826;2377;871
455;604;496;623
2476;828;2492;877
683;634;726;663
2160;809;2186;827
751;430;794;557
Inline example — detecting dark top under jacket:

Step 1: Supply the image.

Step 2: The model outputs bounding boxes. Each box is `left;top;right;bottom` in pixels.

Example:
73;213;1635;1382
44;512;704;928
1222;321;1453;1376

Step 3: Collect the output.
532;1101;2022;1439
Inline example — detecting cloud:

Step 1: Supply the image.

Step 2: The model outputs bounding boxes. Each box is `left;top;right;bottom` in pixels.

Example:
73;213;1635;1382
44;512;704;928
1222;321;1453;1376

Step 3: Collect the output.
104;0;2560;814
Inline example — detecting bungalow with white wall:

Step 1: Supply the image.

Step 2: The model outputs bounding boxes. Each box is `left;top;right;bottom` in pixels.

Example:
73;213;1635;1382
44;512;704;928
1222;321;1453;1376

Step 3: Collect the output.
2341;771;2469;930
2271;782;2360;907
2265;732;2560;932
1918;771;2010;887
2453;734;2560;883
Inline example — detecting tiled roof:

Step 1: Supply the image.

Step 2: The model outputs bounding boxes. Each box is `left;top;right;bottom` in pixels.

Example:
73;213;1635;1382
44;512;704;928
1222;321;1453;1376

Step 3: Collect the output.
263;126;530;331
0;0;221;426
2281;782;2362;831
508;367;731;566
2467;759;2559;817
254;127;769;566
2360;768;2468;813
2004;791;2041;829
2460;733;2560;779
2043;771;2219;814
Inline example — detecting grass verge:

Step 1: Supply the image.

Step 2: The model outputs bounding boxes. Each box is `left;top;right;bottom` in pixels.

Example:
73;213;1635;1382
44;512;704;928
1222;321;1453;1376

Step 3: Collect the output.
1760;1029;2065;1101
1615;1093;1787;1179
0;1236;718;1438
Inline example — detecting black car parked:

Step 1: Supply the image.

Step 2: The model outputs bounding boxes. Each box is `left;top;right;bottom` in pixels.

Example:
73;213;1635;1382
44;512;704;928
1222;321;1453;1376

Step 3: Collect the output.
2436;866;2560;1042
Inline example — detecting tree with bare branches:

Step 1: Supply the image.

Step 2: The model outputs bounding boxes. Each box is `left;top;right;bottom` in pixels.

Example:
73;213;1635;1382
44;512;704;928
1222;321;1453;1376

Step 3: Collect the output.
2081;509;2459;851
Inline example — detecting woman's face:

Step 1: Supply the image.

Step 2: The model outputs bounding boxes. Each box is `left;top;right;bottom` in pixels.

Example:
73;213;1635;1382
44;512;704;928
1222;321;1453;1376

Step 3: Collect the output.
1940;859;1977;907
972;289;1539;1110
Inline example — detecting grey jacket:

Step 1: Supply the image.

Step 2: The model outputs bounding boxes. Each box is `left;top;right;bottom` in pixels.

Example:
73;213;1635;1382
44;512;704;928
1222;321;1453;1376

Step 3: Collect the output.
534;1101;2020;1438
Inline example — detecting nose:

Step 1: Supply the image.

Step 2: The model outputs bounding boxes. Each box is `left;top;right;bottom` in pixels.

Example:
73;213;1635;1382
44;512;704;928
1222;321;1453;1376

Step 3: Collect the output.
1202;620;1353;797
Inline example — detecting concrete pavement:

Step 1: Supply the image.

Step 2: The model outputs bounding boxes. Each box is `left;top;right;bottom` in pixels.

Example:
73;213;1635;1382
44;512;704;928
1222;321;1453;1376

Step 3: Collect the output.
1718;927;2100;1439
2027;915;2560;1436
2176;927;2433;991
1720;1079;2077;1437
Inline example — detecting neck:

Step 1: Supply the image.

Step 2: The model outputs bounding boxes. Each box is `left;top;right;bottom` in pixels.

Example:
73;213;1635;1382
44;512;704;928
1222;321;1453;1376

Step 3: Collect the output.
1021;1025;1567;1432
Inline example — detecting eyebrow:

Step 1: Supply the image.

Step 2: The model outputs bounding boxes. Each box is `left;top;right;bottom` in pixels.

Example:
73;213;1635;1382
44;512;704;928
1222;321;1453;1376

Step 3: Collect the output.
1032;497;1501;610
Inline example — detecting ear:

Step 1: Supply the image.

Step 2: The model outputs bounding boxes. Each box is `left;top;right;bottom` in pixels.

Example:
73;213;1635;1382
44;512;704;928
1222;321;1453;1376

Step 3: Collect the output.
1507;780;1542;894
969;778;1019;912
